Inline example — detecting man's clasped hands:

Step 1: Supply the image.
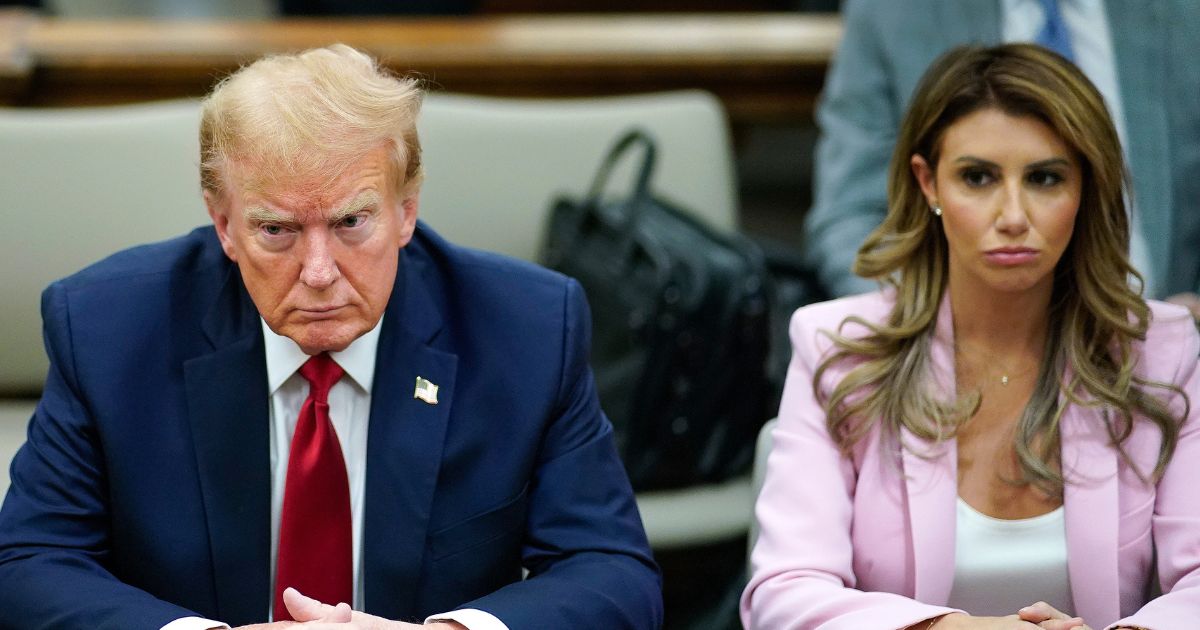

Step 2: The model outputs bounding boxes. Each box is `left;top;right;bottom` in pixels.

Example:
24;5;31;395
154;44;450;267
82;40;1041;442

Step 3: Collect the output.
235;589;467;630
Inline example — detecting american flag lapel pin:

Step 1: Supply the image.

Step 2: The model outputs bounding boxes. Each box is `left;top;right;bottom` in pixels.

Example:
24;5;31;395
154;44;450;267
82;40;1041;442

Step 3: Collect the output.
414;376;439;405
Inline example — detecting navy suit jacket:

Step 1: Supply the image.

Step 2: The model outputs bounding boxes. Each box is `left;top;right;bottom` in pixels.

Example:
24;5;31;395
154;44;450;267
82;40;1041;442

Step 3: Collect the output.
0;223;662;629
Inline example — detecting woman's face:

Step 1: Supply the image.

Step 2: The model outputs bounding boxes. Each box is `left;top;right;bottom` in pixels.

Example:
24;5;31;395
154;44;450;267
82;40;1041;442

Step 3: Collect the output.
912;107;1082;298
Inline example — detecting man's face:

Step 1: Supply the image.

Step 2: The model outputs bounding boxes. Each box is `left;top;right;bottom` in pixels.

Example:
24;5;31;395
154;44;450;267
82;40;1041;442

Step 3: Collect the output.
206;145;417;355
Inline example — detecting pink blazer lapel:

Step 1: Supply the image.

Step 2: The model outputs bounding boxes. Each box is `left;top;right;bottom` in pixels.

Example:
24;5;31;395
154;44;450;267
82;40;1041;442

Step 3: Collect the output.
903;293;959;604
902;434;958;603
1060;398;1121;623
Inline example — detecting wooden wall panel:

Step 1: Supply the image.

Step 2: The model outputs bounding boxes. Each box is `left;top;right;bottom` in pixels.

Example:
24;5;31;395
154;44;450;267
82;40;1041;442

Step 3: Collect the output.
0;10;839;125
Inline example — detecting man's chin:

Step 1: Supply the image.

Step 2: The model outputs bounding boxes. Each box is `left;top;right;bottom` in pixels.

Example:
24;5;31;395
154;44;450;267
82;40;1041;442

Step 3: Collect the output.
283;324;362;355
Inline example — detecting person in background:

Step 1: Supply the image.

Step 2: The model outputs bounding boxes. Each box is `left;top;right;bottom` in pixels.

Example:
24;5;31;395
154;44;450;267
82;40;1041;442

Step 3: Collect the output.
744;44;1200;629
804;0;1200;318
0;44;662;630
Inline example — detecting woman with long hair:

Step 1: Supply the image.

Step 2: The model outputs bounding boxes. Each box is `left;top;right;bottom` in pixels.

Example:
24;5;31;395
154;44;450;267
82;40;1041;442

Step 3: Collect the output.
742;44;1199;630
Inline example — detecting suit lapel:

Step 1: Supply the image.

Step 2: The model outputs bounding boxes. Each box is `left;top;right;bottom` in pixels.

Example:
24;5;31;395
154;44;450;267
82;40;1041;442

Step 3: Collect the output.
1060;383;1120;623
1108;0;1172;290
904;293;958;604
362;248;458;619
183;265;272;625
902;436;958;604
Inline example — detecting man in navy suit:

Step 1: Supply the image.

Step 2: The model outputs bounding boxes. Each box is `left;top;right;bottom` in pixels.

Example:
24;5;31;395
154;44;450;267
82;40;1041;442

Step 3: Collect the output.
0;45;661;630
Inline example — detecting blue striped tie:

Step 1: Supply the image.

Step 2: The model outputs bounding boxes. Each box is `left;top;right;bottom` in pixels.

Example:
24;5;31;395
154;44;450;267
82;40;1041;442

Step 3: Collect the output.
1036;0;1075;61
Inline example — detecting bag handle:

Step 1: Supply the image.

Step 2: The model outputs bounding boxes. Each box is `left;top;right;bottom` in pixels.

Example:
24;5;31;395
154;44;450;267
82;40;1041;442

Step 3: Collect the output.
585;129;657;211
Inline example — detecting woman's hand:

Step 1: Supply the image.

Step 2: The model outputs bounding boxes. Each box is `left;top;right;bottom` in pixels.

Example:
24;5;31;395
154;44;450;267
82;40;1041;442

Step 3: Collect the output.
916;609;1086;629
1017;601;1092;630
914;613;1038;628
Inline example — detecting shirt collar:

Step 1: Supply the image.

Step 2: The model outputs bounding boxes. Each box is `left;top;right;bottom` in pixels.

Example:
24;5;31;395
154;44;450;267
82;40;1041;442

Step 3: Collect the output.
262;316;383;394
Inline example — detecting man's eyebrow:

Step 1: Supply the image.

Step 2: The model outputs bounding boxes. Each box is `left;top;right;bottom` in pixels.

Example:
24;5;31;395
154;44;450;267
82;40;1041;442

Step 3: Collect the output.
243;206;297;225
328;190;382;223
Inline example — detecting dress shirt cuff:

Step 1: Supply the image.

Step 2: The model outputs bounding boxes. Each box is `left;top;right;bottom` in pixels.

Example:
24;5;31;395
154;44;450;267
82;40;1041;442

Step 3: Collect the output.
426;608;510;630
160;617;229;630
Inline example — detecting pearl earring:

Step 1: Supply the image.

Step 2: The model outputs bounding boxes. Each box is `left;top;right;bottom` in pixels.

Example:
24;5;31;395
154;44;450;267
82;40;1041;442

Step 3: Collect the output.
932;205;942;216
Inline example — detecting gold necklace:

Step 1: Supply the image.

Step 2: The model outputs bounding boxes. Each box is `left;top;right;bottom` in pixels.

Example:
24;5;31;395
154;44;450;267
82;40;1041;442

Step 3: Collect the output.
956;346;1037;387
994;360;1037;386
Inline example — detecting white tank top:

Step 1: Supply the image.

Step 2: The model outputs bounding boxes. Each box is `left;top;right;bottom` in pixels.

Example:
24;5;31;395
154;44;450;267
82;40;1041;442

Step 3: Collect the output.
945;498;1075;617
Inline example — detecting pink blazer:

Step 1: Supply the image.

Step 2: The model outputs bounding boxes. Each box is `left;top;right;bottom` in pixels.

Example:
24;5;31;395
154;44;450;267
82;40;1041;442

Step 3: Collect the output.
742;291;1200;630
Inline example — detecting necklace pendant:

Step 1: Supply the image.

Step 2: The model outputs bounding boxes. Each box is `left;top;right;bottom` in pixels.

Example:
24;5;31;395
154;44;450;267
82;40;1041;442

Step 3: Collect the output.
1001;374;1009;386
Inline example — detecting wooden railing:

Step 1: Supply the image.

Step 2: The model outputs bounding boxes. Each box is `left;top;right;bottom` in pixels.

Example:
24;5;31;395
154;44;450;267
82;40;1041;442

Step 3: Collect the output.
0;9;839;124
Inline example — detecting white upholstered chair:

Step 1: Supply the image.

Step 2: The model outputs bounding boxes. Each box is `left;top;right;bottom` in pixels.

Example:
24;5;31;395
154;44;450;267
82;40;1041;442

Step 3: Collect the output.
417;91;752;550
0;100;207;395
0;100;208;504
747;417;779;561
416;90;738;261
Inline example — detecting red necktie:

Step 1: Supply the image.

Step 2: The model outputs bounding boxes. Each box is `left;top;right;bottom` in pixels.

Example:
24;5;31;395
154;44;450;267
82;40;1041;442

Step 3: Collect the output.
274;353;352;620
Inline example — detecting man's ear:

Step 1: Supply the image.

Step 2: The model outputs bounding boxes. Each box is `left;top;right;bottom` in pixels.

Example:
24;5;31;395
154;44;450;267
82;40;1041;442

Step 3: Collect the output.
396;192;419;248
910;154;939;209
204;189;238;262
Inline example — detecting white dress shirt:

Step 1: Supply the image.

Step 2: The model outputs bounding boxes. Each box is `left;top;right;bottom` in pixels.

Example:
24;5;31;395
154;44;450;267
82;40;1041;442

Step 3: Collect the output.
1003;0;1154;296
161;318;507;630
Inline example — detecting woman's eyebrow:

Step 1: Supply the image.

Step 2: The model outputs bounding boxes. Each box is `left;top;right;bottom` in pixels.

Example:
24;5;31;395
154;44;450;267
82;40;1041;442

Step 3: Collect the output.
952;156;999;168
1024;158;1072;170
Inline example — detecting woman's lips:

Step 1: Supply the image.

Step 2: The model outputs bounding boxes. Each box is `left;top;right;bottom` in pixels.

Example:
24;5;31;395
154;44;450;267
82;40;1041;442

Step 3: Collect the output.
984;247;1039;266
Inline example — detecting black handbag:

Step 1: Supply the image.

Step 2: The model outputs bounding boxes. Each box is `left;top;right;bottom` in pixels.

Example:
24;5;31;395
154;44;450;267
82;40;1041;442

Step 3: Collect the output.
539;129;772;491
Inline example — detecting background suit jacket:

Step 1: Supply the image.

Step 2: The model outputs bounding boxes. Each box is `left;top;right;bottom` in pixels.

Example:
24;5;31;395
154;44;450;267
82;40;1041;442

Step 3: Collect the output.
803;0;1200;299
0;223;662;630
742;291;1200;630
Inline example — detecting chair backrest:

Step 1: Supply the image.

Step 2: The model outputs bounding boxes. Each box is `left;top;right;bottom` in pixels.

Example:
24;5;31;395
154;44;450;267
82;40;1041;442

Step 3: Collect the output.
419;92;747;551
416;90;738;261
747;416;779;560
0;100;208;394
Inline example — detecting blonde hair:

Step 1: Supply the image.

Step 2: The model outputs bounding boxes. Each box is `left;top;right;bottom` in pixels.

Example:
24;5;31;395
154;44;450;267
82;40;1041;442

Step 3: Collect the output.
200;44;424;199
816;44;1186;495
